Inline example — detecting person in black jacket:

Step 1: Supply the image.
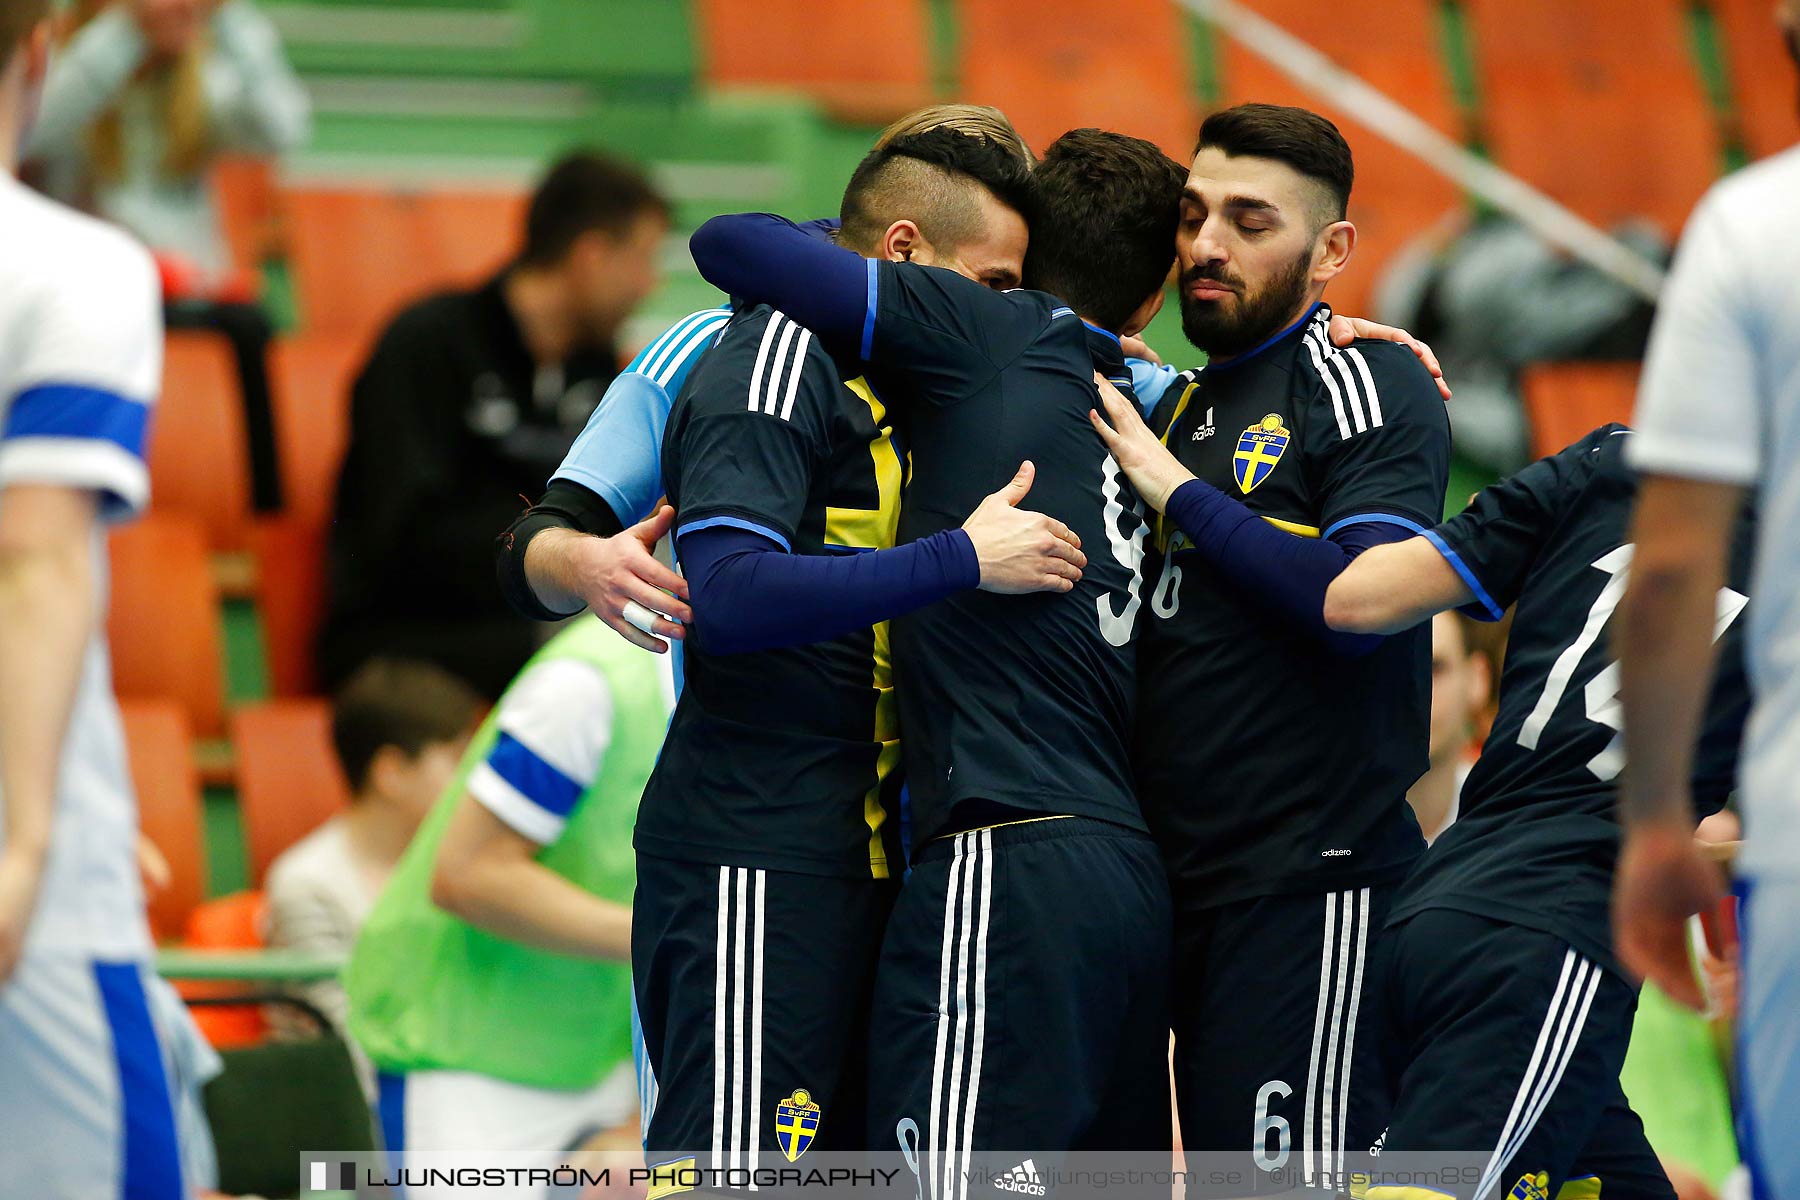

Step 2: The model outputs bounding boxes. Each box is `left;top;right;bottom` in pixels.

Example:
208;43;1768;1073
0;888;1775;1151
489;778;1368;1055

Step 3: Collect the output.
318;150;669;698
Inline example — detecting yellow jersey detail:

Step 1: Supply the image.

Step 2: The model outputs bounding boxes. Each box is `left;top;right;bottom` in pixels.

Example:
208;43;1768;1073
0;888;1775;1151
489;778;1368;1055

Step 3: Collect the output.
1511;1171;1553;1200
647;1158;697;1200
1160;381;1200;447
932;814;1075;842
1260;515;1321;538
836;377;904;879
1153;381;1201;546
1368;1187;1459;1200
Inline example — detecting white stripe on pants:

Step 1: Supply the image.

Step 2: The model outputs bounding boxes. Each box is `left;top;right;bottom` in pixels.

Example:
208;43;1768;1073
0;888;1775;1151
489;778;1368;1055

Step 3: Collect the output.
712;866;768;1175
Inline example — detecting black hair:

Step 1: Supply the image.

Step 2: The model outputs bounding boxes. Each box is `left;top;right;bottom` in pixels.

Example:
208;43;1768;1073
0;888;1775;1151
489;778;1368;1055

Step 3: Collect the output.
1023;128;1185;332
1195;104;1355;222
521;149;671;267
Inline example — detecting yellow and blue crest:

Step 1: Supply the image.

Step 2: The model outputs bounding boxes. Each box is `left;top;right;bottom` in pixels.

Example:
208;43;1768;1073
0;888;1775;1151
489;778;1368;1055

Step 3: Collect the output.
1233;413;1291;494
1509;1172;1551;1200
775;1089;822;1162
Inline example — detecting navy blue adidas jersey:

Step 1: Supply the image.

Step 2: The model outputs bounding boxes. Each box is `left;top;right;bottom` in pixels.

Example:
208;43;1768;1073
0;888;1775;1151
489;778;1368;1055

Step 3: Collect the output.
862;260;1151;849
1392;424;1754;978
1139;304;1452;909
640;304;907;880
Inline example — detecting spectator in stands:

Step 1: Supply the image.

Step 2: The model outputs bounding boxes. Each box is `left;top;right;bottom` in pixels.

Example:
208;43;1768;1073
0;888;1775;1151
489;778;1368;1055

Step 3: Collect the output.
1408;610;1493;843
264;658;481;1084
346;617;672;1189
1375;215;1662;472
25;0;310;512
319;150;670;699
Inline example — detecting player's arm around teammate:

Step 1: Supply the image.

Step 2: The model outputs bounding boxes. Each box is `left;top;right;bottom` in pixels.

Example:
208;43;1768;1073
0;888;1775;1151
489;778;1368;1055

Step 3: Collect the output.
497;310;724;653
1091;372;1445;655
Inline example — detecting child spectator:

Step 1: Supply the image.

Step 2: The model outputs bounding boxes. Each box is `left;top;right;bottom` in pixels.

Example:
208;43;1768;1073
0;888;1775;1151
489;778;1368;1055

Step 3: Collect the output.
264;658;481;1084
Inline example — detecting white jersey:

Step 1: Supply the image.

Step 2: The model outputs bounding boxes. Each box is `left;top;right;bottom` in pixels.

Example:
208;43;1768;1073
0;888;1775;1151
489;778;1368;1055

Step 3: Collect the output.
1628;144;1800;879
0;174;162;959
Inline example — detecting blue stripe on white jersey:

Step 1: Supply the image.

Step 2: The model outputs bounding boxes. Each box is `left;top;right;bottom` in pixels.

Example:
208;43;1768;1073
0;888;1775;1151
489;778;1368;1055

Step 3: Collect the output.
465;658;616;845
3;383;152;456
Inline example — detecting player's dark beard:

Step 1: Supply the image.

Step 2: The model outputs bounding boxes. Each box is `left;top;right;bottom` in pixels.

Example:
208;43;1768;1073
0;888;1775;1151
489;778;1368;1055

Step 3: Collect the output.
1179;247;1315;360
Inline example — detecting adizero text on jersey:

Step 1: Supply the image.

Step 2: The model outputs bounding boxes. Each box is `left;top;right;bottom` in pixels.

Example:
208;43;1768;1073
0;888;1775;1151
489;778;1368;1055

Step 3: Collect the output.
1393;425;1755;977
862;261;1150;846
1137;304;1452;908
643;305;905;879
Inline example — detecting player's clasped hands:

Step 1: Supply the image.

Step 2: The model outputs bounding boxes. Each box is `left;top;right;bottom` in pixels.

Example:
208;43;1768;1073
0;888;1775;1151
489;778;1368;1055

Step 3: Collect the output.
1088;375;1197;512
962;461;1087;594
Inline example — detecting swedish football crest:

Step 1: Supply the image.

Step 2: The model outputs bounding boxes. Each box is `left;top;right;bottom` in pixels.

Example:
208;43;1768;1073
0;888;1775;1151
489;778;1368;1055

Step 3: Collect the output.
1509;1172;1551;1200
1233;413;1291;494
775;1089;822;1161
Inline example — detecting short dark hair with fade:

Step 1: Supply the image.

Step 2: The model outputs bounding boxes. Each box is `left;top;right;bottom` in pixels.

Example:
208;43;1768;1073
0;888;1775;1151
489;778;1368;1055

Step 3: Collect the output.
1024;128;1185;332
1196;103;1355;223
331;658;483;794
521;149;671;267
838;126;1036;255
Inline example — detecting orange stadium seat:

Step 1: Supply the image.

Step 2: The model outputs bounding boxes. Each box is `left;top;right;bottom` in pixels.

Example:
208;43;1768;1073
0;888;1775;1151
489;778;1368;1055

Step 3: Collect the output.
109;514;227;738
149;331;253;549
1520;361;1640;461
1711;0;1800;161
698;0;933;121
270;333;363;532
1216;0;1465;318
232;700;352;885
251;518;327;698
1462;0;1720;233
119;699;205;942
957;0;1199;160
286;187;525;340
180;890;272;1048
